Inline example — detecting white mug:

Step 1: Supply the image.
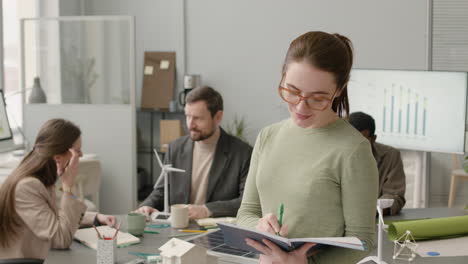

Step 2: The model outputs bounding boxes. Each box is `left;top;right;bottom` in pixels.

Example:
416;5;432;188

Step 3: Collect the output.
171;204;189;228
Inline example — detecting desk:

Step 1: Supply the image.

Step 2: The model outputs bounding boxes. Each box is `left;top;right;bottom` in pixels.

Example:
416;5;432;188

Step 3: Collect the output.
374;207;468;264
45;208;468;264
45;216;257;264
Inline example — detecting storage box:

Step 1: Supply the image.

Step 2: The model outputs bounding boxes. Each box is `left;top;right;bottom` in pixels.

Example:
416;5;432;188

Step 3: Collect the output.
160;120;184;152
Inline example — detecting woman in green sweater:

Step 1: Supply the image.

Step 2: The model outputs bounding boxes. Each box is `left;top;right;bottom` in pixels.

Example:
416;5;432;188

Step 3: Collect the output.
237;31;379;264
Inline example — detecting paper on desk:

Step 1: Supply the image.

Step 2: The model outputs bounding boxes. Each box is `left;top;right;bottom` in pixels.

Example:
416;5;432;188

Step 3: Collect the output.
196;217;236;227
416;236;468;257
74;226;140;249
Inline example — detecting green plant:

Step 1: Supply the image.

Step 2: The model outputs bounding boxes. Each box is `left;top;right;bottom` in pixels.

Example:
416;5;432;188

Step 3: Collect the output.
62;45;99;104
226;115;248;142
464;156;468;173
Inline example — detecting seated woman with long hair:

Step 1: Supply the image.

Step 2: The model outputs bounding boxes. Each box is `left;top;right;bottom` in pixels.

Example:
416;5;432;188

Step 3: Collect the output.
0;118;115;260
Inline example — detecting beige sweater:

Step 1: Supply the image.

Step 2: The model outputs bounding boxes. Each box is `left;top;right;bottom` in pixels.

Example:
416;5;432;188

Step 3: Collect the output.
0;177;95;260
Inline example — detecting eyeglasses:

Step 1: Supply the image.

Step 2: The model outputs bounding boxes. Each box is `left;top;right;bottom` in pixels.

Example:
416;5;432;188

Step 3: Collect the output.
278;79;337;111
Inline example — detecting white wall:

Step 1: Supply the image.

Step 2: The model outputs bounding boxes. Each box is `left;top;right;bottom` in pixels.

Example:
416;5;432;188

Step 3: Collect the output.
58;0;84;16
185;0;428;143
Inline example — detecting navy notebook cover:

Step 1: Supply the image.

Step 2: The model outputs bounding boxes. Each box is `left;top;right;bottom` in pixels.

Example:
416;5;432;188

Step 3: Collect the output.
217;222;365;254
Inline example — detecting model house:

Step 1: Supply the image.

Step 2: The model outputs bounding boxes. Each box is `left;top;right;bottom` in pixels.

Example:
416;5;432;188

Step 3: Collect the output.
159;238;217;264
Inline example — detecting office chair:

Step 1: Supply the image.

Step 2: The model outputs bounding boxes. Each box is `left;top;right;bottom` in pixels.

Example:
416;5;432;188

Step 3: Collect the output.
448;154;468;208
0;259;44;264
74;155;102;210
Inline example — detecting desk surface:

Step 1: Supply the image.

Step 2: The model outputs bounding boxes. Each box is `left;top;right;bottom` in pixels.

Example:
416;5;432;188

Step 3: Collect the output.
45;216;256;264
45;208;468;264
46;216;195;264
376;207;468;264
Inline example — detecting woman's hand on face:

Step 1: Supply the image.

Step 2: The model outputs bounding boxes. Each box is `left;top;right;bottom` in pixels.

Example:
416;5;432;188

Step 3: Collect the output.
59;148;80;188
97;214;117;227
246;238;316;264
256;213;288;236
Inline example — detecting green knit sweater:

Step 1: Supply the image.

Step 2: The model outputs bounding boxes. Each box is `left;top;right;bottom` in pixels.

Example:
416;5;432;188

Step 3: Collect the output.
237;118;378;264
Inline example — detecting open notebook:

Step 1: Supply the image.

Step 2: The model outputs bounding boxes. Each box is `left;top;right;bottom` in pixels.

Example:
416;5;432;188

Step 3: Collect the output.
74;226;140;249
218;223;366;254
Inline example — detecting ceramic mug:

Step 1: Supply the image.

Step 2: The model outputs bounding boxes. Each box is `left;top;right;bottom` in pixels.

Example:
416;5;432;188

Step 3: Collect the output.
178;89;193;106
127;213;146;236
170;204;189;228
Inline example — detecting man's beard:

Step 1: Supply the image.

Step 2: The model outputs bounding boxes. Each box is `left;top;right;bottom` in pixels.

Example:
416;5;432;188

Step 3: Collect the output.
190;128;216;141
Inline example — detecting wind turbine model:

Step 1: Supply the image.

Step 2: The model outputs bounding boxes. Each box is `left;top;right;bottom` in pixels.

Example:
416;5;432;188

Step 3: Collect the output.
357;199;394;264
152;148;186;216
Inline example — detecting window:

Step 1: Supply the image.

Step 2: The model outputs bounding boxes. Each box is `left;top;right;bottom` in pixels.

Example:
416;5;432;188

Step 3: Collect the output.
0;0;39;144
1;0;37;137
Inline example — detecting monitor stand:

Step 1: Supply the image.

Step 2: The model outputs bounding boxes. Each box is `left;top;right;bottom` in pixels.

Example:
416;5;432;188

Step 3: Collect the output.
0;139;22;153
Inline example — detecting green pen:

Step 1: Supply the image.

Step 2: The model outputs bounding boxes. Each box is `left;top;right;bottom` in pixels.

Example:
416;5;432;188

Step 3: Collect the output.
117;242;140;248
128;252;160;258
144;230;160;234
276;203;284;236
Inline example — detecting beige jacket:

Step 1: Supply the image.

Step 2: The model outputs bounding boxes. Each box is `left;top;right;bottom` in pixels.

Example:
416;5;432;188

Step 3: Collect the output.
373;142;406;215
0;177;96;260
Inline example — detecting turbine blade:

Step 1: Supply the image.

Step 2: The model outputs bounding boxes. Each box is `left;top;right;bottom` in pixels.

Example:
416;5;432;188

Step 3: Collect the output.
153;149;164;167
153;171;165;189
166;168;186;173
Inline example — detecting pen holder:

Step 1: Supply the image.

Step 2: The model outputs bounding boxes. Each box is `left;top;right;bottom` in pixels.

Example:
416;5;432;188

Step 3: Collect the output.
97;238;117;264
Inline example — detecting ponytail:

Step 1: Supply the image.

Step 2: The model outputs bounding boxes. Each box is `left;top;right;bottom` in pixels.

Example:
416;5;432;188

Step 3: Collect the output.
332;33;354;119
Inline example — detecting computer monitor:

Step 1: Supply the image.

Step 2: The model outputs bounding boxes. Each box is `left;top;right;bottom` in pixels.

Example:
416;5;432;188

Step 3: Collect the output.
0;90;16;152
348;69;467;154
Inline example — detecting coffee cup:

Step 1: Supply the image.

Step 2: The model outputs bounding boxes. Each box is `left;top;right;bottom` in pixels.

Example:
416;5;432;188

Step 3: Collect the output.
170;204;189;228
178;89;193;106
127;213;146;236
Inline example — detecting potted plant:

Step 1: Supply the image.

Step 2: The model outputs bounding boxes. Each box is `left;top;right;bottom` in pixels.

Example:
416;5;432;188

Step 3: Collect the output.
464;156;468;173
226;115;248;143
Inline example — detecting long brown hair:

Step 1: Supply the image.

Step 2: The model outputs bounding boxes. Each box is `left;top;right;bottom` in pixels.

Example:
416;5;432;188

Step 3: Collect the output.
0;118;81;248
282;31;354;119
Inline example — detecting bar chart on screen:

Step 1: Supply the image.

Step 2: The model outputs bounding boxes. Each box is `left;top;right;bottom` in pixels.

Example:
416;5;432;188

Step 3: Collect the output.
348;69;467;154
380;84;428;138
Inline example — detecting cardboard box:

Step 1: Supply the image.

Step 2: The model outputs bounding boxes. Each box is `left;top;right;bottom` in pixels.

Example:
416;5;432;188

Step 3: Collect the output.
160;120;184;152
141;52;176;110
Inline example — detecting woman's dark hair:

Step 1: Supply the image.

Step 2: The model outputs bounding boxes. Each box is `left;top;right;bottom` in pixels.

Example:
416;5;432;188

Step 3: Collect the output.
0;118;81;248
349;112;376;136
282;31;354;118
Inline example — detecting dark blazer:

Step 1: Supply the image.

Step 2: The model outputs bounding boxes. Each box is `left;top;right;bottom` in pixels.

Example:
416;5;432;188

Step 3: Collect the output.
140;128;253;217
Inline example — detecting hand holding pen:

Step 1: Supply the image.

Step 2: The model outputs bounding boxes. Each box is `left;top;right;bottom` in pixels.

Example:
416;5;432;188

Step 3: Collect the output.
276;203;284;236
255;203;288;237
